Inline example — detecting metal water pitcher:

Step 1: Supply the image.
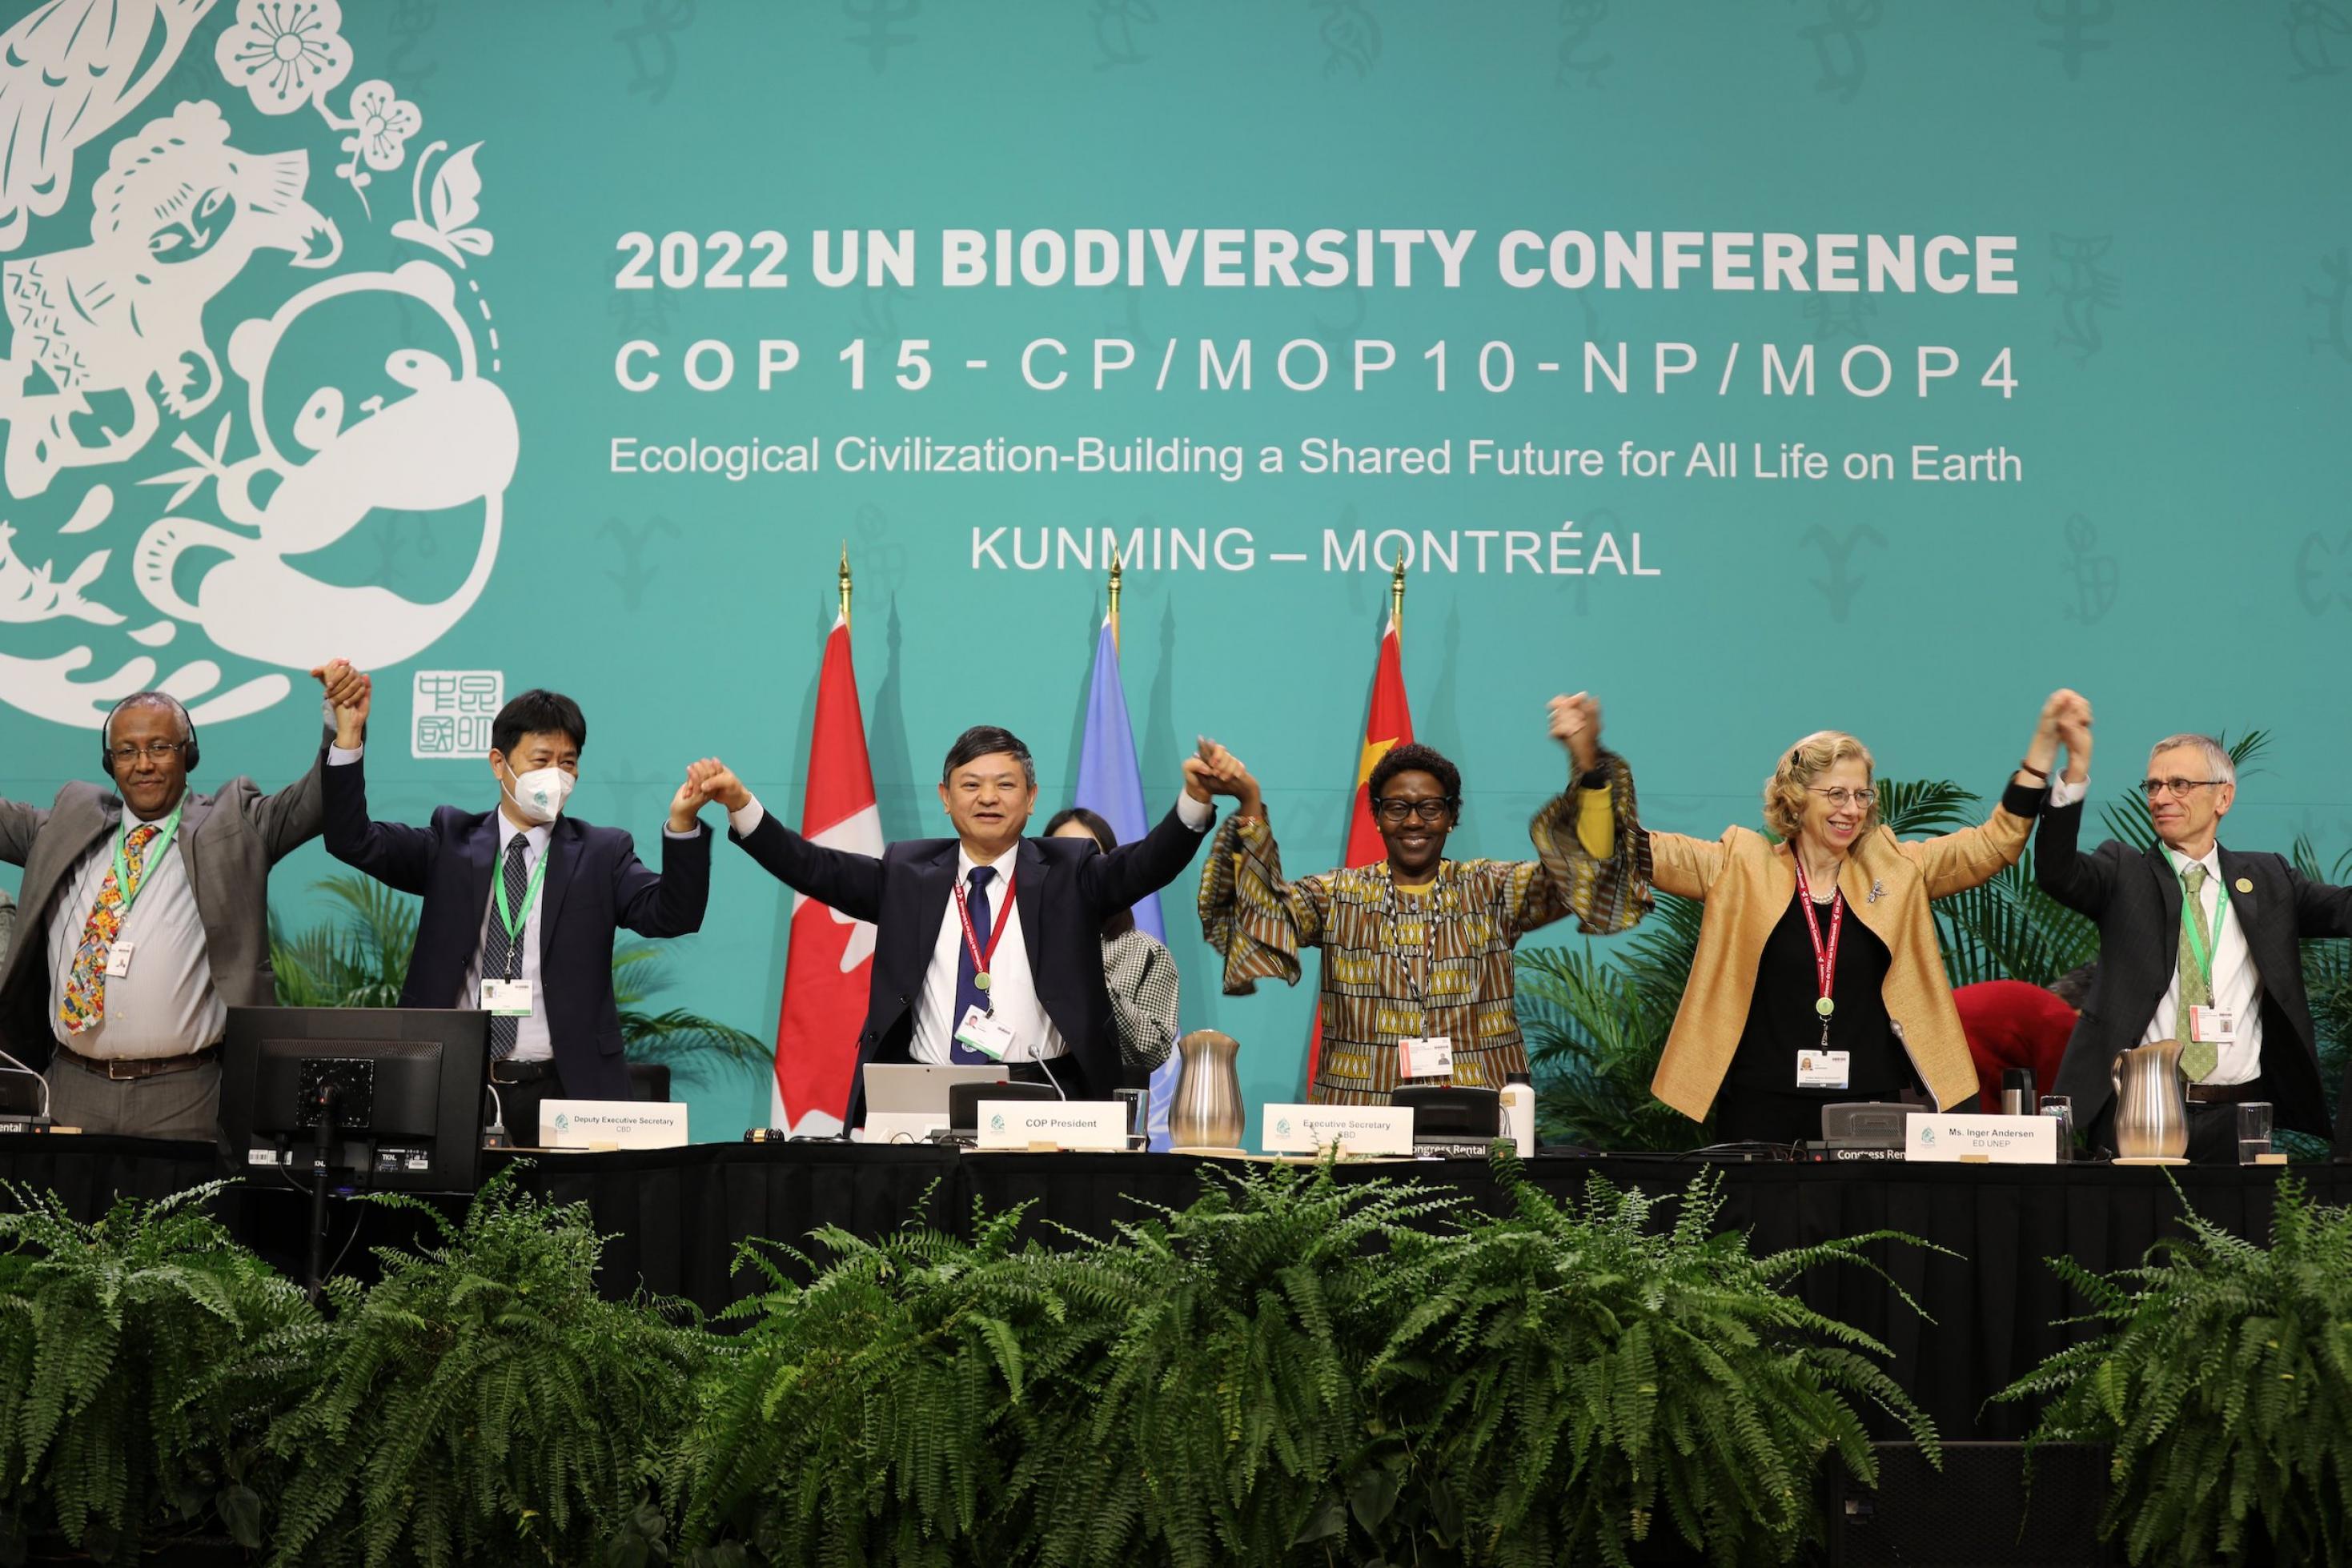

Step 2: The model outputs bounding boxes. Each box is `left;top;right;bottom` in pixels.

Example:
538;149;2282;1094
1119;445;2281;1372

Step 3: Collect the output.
1169;1029;1243;1149
2110;1039;2189;1160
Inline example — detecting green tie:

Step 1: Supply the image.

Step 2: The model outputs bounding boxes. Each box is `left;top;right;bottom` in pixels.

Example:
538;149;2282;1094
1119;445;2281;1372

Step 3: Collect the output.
2177;864;2218;1081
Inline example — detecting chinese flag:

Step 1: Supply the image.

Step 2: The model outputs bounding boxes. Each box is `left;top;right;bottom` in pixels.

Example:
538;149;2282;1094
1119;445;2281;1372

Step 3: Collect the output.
772;614;884;1135
1306;611;1415;1092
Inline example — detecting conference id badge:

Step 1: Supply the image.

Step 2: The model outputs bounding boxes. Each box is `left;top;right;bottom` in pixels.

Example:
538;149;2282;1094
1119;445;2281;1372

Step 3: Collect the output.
1399;1035;1454;1080
103;942;134;979
1796;1050;1851;1089
481;978;535;1017
955;1005;1015;1062
2188;1005;2236;1046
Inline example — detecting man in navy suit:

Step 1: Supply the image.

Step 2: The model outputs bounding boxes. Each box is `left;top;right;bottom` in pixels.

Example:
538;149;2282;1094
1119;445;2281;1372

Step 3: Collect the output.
692;725;1239;1125
2041;710;2352;1161
312;663;712;1138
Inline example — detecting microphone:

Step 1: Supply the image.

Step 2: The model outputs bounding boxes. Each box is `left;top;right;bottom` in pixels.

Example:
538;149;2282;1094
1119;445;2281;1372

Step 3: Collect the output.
0;1045;54;1128
1034;1055;1070;1101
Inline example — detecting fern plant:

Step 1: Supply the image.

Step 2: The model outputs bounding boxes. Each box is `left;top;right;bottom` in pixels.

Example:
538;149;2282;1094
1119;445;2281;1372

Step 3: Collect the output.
676;1200;1106;1566
0;1182;315;1562
1994;1177;2352;1566
1371;1163;1941;1568
259;1169;718;1568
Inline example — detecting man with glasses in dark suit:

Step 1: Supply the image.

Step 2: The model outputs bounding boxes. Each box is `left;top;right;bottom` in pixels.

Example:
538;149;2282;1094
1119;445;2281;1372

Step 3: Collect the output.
2041;713;2352;1161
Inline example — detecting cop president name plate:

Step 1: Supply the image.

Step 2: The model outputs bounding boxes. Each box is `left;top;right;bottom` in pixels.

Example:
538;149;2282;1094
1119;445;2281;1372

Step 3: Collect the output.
536;1100;690;1150
973;1100;1130;1151
1262;1104;1415;1157
1904;1113;2057;1165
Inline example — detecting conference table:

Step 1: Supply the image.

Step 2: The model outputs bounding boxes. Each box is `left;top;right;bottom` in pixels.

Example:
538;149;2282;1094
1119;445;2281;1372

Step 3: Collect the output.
4;1134;2339;1442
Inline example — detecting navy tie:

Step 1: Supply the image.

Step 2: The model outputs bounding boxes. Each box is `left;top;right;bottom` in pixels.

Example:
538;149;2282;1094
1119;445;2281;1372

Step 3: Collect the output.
949;864;997;1064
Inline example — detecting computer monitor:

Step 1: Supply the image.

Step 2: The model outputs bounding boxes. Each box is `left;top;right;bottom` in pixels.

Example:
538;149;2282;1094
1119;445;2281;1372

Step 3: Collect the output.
218;1007;490;1193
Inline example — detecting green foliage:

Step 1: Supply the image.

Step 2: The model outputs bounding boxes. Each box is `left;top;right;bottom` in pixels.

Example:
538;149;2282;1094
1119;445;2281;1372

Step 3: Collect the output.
1518;892;1706;1151
0;1182;315;1562
1371;1166;1941;1568
1995;1177;2352;1566
676;1161;1938;1567
271;876;761;1083
259;1170;719;1568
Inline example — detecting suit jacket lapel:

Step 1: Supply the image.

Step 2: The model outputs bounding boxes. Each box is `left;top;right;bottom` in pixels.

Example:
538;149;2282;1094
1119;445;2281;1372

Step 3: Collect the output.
913;840;959;978
172;791;215;901
2148;844;2185;960
537;817;580;962
464;813;500;948
1014;838;1046;977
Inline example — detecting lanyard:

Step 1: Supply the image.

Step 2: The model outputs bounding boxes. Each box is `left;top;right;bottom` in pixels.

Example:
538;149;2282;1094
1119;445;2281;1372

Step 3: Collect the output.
492;834;552;975
109;802;183;919
1792;860;1844;1036
953;868;1017;998
2169;851;2226;990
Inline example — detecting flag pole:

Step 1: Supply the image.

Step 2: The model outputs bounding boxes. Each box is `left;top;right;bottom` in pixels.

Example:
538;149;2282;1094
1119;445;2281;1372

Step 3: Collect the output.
1389;555;1406;634
838;542;853;630
1107;542;1124;652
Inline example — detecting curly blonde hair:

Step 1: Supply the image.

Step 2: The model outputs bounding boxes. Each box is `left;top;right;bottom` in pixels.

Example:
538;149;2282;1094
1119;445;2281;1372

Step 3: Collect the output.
1763;730;1878;842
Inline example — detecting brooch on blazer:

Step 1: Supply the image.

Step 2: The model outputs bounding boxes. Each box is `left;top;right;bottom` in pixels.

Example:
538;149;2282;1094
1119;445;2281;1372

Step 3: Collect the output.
1868;880;1884;904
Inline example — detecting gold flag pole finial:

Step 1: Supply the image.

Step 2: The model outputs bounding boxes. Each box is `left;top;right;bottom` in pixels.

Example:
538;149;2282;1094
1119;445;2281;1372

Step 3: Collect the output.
1389;556;1406;633
1107;543;1124;652
838;543;853;628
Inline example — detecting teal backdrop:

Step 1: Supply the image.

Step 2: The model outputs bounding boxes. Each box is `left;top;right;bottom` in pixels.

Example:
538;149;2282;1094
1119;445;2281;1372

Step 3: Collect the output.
1;1;2346;1143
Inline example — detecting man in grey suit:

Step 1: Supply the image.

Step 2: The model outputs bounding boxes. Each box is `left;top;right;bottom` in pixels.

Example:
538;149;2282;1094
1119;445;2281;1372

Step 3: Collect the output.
0;692;326;1138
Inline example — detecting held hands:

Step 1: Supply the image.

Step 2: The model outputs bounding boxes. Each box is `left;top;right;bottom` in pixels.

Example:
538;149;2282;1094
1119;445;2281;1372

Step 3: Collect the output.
1548;692;1603;775
2053;692;2093;783
2025;688;2091;784
674;758;752;830
1186;737;1262;815
309;659;370;748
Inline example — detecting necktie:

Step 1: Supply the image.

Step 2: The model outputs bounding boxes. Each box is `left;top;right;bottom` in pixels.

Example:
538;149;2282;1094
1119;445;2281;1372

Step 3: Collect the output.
949;864;997;1064
2177;864;2218;1081
483;834;531;1061
58;824;161;1034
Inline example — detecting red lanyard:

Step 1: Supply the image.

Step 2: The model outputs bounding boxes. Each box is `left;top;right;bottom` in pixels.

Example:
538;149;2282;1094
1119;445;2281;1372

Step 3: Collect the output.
953;869;1017;989
1792;860;1844;1021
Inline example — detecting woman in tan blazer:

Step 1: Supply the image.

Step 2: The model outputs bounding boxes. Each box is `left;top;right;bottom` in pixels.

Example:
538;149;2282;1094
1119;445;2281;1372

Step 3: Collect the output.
1625;691;2085;1145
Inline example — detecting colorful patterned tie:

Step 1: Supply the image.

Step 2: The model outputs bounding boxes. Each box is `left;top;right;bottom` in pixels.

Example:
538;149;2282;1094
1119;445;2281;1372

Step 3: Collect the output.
58;824;161;1034
2177;864;2218;1081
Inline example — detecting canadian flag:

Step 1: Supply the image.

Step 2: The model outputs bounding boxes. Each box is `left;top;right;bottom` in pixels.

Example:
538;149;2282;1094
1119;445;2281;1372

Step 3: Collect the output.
771;614;883;1135
1307;611;1414;1093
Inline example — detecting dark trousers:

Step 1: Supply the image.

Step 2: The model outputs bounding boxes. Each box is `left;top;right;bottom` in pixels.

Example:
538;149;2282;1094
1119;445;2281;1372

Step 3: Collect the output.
486;1067;568;1148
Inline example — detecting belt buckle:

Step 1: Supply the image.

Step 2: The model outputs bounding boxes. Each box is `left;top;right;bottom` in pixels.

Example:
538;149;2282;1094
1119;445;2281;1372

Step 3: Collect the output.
106;1057;140;1081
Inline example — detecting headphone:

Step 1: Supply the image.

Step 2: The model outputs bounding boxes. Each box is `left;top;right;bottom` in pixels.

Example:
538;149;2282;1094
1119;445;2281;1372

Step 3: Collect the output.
100;692;200;778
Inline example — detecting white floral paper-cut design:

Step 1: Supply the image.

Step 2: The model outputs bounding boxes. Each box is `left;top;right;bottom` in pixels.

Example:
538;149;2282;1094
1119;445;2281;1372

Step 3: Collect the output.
348;80;421;170
215;0;352;114
392;142;493;267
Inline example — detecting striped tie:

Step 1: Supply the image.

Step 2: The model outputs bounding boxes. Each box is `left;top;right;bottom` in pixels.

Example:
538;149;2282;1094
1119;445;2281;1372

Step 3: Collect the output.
58;824;160;1034
2177;865;2218;1082
482;835;531;1060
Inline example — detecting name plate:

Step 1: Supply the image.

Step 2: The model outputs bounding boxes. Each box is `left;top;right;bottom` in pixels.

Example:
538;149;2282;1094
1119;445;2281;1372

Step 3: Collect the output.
1262;1103;1414;1156
537;1099;689;1150
973;1100;1130;1151
1904;1113;2057;1164
854;1111;948;1145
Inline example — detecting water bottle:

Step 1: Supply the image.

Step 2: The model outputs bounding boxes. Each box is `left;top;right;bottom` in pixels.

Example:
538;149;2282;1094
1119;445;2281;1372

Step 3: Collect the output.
1499;1073;1537;1158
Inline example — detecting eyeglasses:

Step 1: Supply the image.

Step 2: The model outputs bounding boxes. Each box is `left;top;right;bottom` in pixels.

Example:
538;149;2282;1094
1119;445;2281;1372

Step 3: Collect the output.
106;741;188;764
1372;797;1453;825
2141;777;2222;800
1805;787;1876;811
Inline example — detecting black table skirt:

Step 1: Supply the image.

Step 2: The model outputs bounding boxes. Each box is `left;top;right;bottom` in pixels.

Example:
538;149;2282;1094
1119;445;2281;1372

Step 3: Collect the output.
6;1136;2343;1439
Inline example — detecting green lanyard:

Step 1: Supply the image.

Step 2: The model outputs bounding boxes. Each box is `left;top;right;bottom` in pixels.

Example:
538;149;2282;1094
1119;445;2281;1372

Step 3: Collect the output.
2169;850;2225;991
491;833;551;969
110;802;183;919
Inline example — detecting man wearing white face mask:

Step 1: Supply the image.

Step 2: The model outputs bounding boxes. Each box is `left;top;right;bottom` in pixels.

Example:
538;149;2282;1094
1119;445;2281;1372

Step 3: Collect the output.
313;664;713;1134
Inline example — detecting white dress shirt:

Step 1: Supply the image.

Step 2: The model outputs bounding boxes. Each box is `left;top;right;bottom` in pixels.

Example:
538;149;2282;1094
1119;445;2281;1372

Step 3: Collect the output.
46;819;226;1060
729;792;1212;1069
2050;776;2263;1083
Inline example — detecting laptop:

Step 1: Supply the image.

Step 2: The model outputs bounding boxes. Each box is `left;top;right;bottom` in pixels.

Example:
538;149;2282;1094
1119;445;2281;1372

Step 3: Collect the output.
861;1062;1013;1117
